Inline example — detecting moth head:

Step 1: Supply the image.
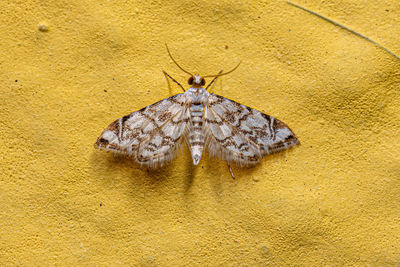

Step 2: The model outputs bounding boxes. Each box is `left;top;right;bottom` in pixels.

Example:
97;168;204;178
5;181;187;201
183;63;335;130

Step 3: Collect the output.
188;75;206;87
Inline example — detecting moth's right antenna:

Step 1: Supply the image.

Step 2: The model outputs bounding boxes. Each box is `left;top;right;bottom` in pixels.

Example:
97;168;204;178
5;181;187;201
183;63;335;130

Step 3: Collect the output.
203;61;241;78
165;44;194;76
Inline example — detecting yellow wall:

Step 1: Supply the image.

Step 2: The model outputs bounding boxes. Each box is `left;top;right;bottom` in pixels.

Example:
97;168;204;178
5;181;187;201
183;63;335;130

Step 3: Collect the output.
1;0;400;265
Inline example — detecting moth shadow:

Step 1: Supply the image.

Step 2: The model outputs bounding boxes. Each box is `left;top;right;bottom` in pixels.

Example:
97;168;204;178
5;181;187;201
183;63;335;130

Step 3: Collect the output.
183;156;196;192
90;150;176;188
203;148;297;184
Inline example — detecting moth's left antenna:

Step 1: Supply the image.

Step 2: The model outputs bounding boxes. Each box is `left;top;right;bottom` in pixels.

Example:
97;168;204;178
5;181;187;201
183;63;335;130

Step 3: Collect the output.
165;44;193;76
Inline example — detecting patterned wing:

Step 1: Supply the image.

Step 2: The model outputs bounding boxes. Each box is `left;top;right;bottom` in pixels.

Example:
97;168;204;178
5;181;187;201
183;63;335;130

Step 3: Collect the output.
95;94;189;168
205;94;299;166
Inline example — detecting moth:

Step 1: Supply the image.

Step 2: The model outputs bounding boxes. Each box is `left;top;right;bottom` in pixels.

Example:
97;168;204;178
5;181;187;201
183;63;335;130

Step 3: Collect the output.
95;46;300;177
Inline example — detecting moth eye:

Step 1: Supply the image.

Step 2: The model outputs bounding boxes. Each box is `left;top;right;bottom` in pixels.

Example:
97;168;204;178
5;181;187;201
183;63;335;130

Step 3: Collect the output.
188;77;194;85
200;78;205;86
99;138;109;144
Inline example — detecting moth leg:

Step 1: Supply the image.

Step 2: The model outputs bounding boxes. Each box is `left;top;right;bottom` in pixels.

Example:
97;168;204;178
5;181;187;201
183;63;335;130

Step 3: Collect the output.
163;70;172;91
205;69;223;91
228;164;235;179
163;70;185;92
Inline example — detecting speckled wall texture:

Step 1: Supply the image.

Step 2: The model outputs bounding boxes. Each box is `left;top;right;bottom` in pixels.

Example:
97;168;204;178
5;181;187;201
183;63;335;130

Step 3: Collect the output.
1;0;400;265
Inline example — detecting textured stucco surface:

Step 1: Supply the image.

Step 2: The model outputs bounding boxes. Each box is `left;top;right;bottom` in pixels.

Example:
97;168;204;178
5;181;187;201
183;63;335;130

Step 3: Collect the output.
1;0;400;265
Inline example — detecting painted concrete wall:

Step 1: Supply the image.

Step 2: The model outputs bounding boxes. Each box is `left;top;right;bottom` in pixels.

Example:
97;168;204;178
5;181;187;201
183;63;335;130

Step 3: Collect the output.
1;0;399;265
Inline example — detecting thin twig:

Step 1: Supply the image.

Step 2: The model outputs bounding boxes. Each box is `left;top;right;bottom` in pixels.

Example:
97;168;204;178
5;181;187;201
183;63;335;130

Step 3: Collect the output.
287;1;400;61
